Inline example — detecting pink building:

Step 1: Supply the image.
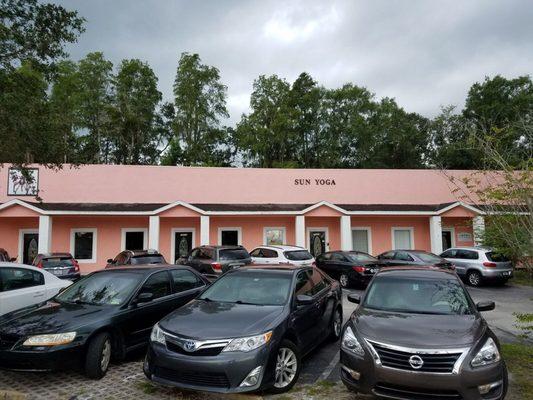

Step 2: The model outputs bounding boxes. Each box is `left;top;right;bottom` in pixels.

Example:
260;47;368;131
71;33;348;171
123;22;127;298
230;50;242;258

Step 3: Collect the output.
0;164;486;273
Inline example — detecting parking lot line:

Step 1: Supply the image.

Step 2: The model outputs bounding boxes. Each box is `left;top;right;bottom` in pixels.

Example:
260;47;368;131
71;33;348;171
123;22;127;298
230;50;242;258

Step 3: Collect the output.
318;349;340;381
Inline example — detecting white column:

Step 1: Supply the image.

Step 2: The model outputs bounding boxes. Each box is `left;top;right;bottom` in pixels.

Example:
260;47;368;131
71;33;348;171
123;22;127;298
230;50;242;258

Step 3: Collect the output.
200;216;210;245
148;216;160;250
295;215;306;248
340;215;352;251
38;215;52;254
429;216;443;255
473;216;485;246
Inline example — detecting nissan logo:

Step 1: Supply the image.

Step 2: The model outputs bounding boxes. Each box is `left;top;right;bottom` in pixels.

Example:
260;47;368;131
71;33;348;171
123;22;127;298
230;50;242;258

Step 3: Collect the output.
408;355;424;369
183;340;196;352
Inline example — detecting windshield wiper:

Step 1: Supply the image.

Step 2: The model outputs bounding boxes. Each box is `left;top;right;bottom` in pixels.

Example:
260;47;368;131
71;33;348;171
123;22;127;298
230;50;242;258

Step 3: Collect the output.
200;297;213;302
235;300;262;306
71;299;97;305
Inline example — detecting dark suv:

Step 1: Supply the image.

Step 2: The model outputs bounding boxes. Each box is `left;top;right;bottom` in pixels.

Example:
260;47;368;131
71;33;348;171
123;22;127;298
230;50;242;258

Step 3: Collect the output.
177;245;252;274
340;266;507;400
32;252;81;280
106;250;167;268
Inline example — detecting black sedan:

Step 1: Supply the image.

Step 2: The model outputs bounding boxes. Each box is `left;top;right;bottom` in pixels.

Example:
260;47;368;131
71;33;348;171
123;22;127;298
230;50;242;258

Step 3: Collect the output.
0;265;209;379
316;251;384;288
377;250;455;270
144;265;343;394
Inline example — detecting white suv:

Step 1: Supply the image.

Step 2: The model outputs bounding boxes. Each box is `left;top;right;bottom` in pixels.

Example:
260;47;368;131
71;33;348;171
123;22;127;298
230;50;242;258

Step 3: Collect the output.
250;245;316;266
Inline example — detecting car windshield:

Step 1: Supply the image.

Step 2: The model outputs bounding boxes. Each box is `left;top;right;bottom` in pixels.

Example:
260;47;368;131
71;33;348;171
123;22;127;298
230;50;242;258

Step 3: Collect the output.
219;249;250;260
131;255;165;265
347;252;377;262
415;252;444;263
486;252;510;262
284;250;313;261
56;272;142;305
42;257;74;268
198;271;292;306
364;275;473;315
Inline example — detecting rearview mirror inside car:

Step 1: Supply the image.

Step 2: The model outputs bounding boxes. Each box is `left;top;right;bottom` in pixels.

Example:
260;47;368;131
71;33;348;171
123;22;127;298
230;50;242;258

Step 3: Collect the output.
347;294;361;304
296;294;314;305
476;301;495;312
135;292;154;304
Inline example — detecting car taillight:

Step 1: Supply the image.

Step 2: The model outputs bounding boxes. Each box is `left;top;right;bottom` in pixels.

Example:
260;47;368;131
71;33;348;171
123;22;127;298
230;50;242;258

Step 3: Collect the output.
73;259;80;272
211;262;222;271
483;262;497;268
353;266;365;273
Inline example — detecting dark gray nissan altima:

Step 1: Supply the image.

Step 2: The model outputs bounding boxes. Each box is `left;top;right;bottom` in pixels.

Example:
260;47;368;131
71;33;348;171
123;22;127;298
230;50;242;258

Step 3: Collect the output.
144;265;343;393
340;267;507;400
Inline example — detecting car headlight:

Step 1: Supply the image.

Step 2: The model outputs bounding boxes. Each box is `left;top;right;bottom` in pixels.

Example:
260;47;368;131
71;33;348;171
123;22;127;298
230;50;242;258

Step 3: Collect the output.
342;326;364;356
150;323;166;345
222;332;272;352
471;337;501;367
23;332;76;346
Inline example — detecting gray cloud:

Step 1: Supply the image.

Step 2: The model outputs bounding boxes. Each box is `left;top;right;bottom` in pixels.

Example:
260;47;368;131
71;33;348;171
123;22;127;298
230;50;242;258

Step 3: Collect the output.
57;0;533;123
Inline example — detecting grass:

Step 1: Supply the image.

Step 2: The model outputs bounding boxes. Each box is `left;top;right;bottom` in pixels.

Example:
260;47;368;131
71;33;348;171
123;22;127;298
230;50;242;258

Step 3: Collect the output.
135;381;158;394
511;270;533;286
501;342;533;399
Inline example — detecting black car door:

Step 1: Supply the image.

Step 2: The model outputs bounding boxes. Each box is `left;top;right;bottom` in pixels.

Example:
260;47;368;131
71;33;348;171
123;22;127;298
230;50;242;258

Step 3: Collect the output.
330;252;351;278
308;268;335;338
291;270;321;352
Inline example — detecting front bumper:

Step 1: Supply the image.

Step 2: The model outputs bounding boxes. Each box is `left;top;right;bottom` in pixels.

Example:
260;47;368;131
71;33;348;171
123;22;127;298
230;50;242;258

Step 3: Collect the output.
340;348;505;400
144;341;274;393
0;346;84;371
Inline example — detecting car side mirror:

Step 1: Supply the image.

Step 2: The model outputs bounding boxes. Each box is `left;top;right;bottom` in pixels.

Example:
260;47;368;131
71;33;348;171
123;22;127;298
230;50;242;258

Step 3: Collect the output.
134;292;154;305
476;301;495;312
347;294;361;304
296;294;314;305
107;258;114;264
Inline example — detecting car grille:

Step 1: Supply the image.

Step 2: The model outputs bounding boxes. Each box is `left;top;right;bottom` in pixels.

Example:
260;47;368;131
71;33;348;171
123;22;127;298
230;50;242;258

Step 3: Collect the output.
0;333;20;350
154;366;230;388
373;382;463;400
368;341;462;373
166;341;224;356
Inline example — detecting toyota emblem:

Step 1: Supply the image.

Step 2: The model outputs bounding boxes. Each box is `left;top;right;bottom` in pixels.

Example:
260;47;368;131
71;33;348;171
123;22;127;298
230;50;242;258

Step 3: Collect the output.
408;355;424;369
183;340;196;352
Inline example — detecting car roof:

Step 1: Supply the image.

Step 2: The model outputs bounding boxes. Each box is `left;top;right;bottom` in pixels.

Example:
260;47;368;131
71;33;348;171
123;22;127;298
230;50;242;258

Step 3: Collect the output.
238;264;310;273
254;245;307;251
0;262;49;272
123;249;163;256
376;266;458;279
446;246;490;252
199;245;245;250
96;264;192;274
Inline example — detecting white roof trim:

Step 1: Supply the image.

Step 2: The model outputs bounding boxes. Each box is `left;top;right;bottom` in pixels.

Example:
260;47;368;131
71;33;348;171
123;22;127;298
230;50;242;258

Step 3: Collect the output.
152;200;206;215
436;201;485;216
0;199;44;214
300;201;348;215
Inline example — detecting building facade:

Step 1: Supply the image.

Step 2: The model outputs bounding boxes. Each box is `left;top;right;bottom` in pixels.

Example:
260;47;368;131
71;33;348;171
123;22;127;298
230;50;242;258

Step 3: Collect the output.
0;165;486;273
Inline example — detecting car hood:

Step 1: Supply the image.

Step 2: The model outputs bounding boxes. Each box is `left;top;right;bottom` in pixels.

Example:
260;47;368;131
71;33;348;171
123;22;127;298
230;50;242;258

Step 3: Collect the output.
159;300;285;339
0;300;109;336
353;308;485;348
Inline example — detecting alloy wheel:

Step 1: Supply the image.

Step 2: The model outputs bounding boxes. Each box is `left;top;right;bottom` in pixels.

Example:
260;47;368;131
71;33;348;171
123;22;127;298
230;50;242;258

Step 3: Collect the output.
100;339;111;372
468;272;481;286
274;347;298;388
339;274;349;288
333;309;342;337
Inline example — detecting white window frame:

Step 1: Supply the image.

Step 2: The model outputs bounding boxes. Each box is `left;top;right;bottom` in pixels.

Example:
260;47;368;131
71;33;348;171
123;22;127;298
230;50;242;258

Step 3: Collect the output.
18;228;39;264
70;228;97;263
121;228;148;251
263;227;286;246
351;227;372;254
217;227;242;246
391;227;415;250
441;227;456;248
171;228;196;264
306;227;330;252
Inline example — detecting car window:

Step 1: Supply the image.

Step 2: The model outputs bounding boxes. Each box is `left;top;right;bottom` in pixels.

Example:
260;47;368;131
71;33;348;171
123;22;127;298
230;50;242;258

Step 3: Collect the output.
0;267;44;292
199;248;213;260
318;253;332;261
131;255;166;265
140;271;171;299
440;249;457;258
331;253;347;262
347;252;377;262
219;248;250;261
42;257;75;268
295;270;314;296
250;248;262;257
309;268;328;295
486;252;510;262
284;250;313;261
394;251;414;261
456;250;479;260
416;252;444;263
380;251;395;260
190;248;201;258
170;270;203;292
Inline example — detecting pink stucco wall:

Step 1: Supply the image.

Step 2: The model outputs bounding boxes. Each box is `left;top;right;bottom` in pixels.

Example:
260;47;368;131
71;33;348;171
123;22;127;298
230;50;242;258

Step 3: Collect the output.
0;217;39;262
442;217;475;247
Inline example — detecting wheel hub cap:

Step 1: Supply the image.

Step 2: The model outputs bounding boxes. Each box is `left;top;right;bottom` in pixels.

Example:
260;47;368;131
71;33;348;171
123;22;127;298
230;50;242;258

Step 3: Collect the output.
274;347;297;388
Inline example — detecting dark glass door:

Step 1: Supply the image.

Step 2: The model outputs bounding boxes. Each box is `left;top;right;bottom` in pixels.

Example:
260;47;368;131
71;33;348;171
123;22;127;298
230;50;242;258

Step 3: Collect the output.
174;231;193;263
23;233;39;264
309;231;326;257
441;231;452;251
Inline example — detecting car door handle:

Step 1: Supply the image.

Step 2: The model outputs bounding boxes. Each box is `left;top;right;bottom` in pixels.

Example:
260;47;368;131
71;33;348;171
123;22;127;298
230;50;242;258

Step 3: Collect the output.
33;291;45;297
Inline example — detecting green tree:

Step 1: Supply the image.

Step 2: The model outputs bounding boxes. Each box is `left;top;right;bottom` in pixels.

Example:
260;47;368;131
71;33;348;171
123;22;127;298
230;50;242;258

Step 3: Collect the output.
165;52;229;165
109;59;163;164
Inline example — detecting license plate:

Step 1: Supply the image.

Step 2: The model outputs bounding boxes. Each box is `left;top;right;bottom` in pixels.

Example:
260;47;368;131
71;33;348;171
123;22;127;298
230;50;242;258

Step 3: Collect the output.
52;269;67;276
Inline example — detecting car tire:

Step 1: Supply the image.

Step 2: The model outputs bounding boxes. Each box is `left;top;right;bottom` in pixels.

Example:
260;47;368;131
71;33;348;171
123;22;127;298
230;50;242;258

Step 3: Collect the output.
339;274;350;288
329;307;342;342
85;332;112;379
269;339;301;394
467;270;482;287
499;361;509;400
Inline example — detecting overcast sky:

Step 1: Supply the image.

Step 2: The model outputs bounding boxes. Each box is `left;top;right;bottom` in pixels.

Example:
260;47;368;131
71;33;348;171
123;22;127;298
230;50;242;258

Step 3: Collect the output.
57;0;533;124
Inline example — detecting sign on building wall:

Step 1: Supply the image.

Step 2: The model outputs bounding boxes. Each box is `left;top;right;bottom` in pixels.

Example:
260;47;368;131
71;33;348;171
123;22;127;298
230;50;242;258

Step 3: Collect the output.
7;168;39;196
457;232;473;242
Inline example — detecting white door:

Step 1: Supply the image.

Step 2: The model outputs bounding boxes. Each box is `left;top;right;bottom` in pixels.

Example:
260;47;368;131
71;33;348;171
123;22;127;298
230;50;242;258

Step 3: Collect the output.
0;266;47;316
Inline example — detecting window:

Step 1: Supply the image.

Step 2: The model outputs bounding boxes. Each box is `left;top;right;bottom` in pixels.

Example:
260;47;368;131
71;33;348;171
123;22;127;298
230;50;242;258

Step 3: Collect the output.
295;270;314;297
218;228;241;246
331;253;347;262
219;248;250;261
0;267;44;292
71;229;97;263
250;248;278;258
440;249;457;258
394;251;414;262
392;228;414;250
170;270;203;292
456;250;479;260
122;229;147;251
140;271;171;300
352;228;371;253
284;250;313;261
486;252;509;262
264;227;286;246
309;268;328;295
380;251;396;260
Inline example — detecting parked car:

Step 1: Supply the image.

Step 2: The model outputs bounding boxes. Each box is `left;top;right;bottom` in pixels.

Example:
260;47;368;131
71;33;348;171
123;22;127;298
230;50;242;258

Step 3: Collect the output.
32;253;81;280
377;249;455;270
177;245;252;274
0;265;209;378
316;251;383;288
340;266;507;400
144;264;343;394
440;246;513;287
106;249;166;268
0;262;71;316
250;245;315;267
0;248;16;262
